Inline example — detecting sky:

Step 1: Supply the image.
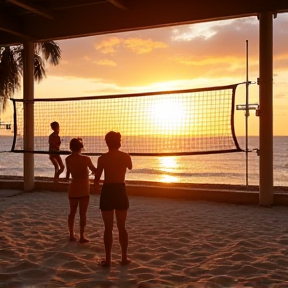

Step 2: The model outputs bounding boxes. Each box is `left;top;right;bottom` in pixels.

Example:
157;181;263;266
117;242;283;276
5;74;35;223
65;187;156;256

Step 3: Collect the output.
1;13;288;137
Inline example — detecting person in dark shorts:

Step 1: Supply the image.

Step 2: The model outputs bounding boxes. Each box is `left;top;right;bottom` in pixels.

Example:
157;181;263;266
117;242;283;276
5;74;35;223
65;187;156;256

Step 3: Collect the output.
65;138;97;243
48;121;65;182
94;131;132;267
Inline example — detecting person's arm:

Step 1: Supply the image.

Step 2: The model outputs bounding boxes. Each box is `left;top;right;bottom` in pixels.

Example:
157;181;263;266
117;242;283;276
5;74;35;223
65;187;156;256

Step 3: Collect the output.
65;158;70;180
93;157;103;192
126;154;132;170
94;157;103;183
87;157;97;175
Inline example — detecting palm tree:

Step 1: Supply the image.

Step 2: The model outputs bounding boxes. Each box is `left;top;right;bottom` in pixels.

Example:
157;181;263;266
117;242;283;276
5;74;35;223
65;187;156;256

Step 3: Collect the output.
0;41;61;112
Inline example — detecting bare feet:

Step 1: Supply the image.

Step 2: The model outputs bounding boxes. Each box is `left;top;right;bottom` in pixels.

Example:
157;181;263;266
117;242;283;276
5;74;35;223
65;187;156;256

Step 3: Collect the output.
55;169;63;180
69;235;77;242
98;259;111;267
79;238;89;244
57;167;64;177
120;259;131;265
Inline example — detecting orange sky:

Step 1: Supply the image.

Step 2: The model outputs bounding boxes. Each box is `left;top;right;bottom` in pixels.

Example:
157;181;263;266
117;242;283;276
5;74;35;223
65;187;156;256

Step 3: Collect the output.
2;13;288;136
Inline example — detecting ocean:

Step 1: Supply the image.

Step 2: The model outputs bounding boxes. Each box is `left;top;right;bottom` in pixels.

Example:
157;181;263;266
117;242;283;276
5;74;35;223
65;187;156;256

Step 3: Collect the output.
0;135;287;187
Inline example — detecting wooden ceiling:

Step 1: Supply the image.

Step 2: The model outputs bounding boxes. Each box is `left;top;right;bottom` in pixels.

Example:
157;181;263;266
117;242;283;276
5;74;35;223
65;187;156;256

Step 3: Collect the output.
1;0;288;46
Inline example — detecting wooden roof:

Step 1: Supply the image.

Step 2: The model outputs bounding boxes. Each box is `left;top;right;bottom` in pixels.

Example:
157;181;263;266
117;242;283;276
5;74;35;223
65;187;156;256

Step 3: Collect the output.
1;0;288;46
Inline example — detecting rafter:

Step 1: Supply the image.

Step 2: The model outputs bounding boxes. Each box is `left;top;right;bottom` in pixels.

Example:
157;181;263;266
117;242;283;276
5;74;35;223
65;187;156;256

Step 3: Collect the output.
0;14;32;41
6;0;54;19
107;0;128;10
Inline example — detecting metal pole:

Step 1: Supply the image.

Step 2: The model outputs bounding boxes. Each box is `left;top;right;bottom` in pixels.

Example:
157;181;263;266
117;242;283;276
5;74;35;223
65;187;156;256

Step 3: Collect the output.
245;40;249;186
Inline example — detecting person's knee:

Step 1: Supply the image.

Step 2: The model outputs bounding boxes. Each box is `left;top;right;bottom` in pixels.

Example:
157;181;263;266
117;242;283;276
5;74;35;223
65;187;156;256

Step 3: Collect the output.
117;224;127;234
68;212;76;219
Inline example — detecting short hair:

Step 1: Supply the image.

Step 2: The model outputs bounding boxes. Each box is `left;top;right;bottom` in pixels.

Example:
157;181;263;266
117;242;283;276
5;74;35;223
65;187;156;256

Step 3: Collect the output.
105;131;121;149
69;138;84;152
50;121;59;130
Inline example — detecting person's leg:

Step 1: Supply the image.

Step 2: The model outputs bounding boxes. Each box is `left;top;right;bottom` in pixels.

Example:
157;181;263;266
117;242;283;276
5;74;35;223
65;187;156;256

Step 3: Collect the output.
100;210;114;266
55;155;65;177
49;155;59;180
79;196;90;243
115;209;130;265
68;198;78;241
54;155;65;180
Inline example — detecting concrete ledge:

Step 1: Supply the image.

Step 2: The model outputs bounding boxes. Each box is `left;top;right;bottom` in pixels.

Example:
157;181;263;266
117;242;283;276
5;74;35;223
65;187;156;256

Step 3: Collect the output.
126;185;260;205
1;179;288;206
0;180;23;190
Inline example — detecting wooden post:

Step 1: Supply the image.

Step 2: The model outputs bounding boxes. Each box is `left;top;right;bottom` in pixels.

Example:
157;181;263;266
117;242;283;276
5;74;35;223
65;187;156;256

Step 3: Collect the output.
258;12;274;206
23;42;35;191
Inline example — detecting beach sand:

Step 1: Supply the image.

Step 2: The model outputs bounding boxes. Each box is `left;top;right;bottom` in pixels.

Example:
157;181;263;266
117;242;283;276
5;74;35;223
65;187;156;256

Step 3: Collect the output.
1;190;288;288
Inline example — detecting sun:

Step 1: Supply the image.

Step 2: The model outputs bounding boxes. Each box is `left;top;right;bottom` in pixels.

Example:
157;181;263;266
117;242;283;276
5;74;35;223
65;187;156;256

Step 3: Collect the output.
150;98;186;134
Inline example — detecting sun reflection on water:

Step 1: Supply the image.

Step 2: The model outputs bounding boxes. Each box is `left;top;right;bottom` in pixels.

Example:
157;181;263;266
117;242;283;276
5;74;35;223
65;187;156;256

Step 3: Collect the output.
159;156;179;183
160;174;179;183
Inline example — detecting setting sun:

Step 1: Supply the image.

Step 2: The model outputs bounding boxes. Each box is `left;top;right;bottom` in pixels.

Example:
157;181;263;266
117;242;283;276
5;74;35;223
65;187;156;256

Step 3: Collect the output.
150;98;186;134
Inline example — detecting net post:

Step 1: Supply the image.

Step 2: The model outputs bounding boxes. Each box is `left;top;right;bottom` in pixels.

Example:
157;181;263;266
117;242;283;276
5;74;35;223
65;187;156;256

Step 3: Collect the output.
245;40;249;187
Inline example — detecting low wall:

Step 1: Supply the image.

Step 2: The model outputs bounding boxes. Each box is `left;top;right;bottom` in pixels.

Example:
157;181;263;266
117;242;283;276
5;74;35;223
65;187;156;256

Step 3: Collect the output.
1;179;288;206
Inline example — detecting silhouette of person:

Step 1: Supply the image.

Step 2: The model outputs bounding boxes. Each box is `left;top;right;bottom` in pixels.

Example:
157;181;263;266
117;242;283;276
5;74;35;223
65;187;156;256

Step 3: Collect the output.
94;131;132;267
65;138;97;243
48;121;65;182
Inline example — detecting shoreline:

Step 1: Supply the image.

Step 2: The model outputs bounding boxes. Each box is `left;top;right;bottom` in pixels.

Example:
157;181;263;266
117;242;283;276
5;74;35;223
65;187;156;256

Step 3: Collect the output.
1;174;288;192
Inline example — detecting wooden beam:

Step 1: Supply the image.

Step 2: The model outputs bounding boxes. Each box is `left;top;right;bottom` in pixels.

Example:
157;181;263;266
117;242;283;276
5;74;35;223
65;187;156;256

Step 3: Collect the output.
6;0;54;19
107;0;128;10
0;14;32;41
0;0;288;45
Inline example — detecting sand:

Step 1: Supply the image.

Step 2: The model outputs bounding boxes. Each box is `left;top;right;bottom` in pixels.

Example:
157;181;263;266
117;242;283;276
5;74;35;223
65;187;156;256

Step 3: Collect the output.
1;190;288;288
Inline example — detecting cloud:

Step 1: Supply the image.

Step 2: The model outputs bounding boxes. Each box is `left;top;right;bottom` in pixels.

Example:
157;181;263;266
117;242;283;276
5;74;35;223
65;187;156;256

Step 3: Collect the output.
123;38;167;54
94;36;167;55
95;37;121;54
171;55;242;67
93;59;117;66
46;14;288;90
171;17;258;41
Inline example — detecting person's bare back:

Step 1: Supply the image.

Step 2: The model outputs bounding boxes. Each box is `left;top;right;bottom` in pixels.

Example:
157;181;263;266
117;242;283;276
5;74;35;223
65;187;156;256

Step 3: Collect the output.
98;150;132;183
66;153;94;180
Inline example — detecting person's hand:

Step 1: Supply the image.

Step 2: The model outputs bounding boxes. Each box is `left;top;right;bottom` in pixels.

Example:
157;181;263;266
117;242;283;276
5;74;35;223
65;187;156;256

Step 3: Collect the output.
92;182;100;194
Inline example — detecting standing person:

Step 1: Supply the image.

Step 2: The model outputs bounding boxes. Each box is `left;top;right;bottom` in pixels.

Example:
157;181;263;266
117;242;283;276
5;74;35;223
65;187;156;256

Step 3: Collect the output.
65;138;97;243
49;121;65;182
95;131;132;267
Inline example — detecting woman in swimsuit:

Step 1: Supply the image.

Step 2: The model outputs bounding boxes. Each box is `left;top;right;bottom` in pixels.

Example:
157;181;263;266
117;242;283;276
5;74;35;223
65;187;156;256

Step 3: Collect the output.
95;131;132;267
65;138;97;243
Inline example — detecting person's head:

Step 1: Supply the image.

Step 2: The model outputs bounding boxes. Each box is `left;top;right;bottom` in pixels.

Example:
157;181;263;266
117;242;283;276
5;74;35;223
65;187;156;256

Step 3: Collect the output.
105;131;121;150
69;138;84;152
50;121;59;132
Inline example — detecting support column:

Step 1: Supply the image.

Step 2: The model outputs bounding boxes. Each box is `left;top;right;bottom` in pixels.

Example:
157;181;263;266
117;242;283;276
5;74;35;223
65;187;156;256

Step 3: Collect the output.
258;12;274;206
23;42;34;191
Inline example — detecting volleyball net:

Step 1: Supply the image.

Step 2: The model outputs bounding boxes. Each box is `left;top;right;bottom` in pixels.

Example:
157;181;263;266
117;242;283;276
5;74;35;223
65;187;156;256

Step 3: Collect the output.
10;83;242;156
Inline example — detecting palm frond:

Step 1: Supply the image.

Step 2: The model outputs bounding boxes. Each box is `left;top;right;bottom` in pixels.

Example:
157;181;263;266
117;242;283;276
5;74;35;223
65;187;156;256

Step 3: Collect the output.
0;47;21;100
39;41;61;66
0;41;61;112
34;54;46;83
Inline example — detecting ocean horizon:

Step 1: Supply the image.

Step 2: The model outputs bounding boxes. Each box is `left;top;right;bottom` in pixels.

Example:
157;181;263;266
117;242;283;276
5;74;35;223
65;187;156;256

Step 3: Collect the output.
0;135;287;187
